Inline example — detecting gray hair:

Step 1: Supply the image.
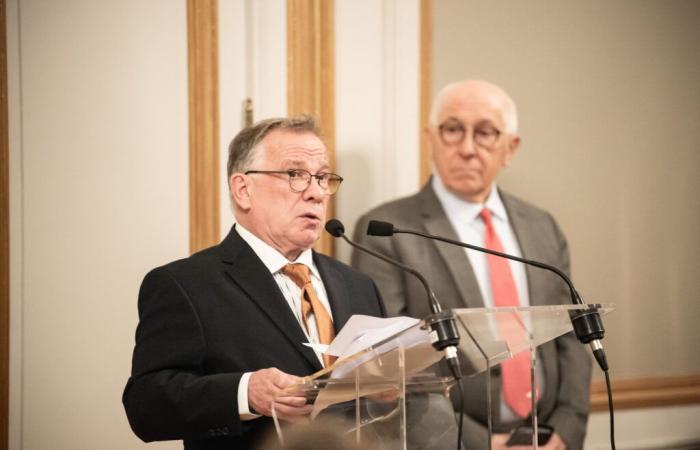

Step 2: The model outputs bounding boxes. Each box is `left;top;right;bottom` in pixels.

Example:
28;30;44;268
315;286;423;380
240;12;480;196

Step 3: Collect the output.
428;80;519;135
227;115;322;177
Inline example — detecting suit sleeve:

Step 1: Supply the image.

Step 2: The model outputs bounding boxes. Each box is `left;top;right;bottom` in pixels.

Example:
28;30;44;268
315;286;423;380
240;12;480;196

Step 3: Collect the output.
543;215;593;450
122;267;244;442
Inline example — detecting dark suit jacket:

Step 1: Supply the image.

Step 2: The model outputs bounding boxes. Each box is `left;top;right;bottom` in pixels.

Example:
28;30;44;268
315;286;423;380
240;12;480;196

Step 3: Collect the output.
123;226;386;450
352;182;592;450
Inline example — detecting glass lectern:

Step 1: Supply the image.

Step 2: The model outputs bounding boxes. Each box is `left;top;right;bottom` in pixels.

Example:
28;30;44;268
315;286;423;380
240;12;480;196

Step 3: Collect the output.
272;304;613;450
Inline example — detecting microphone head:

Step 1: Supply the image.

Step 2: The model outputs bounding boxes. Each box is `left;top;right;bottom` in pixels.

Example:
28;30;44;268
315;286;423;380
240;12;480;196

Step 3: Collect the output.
367;220;395;236
325;219;345;237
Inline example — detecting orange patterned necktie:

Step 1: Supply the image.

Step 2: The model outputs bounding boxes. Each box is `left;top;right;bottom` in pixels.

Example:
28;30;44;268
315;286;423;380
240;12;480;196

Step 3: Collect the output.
281;263;336;367
480;208;537;418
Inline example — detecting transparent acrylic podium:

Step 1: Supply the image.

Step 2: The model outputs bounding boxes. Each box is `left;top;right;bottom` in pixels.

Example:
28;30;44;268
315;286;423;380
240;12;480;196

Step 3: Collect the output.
272;304;613;450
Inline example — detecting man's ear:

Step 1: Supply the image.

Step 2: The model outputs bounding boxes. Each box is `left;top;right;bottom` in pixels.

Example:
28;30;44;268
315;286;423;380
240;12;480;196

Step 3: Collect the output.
503;135;521;166
229;173;252;211
422;126;431;141
423;126;435;159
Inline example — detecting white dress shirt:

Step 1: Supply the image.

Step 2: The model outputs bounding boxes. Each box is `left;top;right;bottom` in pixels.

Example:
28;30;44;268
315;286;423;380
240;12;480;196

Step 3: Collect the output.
235;223;333;420
432;175;530;309
432;175;543;422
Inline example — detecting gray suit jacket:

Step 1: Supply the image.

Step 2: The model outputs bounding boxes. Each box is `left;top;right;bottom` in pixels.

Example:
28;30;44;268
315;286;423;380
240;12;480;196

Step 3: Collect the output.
351;182;592;450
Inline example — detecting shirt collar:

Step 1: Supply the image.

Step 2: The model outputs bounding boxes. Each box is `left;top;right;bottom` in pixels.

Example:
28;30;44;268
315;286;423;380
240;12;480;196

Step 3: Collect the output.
431;173;508;224
235;223;319;278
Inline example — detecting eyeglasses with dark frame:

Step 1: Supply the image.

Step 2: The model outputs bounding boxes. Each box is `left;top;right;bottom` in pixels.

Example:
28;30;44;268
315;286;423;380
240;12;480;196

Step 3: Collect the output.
438;118;502;149
244;169;344;194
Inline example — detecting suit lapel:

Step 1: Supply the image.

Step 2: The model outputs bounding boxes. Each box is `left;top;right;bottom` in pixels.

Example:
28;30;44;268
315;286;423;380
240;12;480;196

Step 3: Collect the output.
419;183;485;308
313;254;353;333
219;227;323;371
500;191;547;307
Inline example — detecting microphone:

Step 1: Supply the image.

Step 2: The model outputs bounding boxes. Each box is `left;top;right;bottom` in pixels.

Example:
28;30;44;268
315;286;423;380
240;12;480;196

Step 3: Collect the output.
325;219;462;379
366;220;609;372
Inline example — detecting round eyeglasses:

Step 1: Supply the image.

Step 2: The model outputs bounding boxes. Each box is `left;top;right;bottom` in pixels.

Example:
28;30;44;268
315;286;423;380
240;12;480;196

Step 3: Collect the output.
438;119;502;149
244;169;344;194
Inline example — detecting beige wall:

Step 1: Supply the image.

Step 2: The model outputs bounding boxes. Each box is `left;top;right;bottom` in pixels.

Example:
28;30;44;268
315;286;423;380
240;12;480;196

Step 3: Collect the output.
433;0;700;379
335;0;421;262
9;0;189;448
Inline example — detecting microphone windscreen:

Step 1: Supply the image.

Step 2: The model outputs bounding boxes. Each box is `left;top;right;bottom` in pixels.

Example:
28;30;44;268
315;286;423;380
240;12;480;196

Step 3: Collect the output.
325;219;345;237
367;220;395;236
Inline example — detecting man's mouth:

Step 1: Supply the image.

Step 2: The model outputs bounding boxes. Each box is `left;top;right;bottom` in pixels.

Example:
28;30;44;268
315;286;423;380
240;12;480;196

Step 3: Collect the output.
451;167;480;178
300;212;322;222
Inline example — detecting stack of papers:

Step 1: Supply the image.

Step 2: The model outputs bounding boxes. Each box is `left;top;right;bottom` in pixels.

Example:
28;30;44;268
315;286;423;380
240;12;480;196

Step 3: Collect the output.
327;315;421;359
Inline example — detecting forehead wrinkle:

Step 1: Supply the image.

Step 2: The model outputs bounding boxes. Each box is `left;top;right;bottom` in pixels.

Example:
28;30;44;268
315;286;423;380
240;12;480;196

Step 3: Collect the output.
435;80;512;128
277;141;326;152
262;130;329;168
278;146;327;157
440;97;505;128
262;130;324;150
277;149;329;170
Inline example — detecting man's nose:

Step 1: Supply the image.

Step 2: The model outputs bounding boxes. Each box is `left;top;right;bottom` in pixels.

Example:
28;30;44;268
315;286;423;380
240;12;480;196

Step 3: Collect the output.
302;176;326;201
458;132;477;157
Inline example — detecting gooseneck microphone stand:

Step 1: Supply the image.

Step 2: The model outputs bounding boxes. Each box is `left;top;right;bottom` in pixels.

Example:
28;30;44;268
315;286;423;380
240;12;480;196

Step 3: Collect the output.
325;219;465;450
366;219;616;450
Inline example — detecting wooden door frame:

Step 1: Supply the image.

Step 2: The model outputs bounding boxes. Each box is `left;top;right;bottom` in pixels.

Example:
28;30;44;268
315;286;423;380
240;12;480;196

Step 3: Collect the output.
187;0;220;254
287;0;336;256
1;0;11;447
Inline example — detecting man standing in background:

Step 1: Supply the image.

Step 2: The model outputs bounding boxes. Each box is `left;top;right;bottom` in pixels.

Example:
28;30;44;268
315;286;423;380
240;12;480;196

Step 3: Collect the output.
352;80;592;450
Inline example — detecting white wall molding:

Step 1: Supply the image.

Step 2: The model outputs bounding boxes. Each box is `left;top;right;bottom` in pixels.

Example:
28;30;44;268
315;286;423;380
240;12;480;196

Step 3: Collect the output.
335;0;420;262
382;0;420;198
219;0;287;237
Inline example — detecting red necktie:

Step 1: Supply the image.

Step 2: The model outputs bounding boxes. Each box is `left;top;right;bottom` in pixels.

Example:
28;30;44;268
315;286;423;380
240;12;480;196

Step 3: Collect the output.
281;263;337;367
480;208;536;418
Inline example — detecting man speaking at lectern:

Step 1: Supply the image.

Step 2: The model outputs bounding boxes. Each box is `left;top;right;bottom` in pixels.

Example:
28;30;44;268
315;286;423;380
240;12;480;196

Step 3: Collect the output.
352;80;592;450
123;116;385;449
